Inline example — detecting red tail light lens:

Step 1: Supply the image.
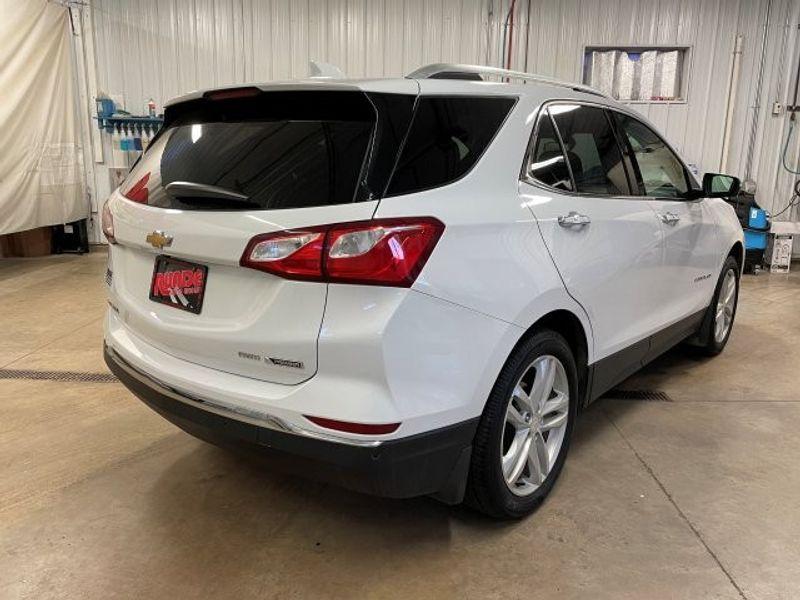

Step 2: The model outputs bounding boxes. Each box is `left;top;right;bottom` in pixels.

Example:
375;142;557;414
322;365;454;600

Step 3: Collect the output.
325;219;443;286
101;199;116;244
240;228;326;281
304;415;400;435
240;217;444;287
122;172;150;204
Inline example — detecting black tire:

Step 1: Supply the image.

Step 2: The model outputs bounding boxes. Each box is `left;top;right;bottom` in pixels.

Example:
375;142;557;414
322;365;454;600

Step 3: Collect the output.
694;256;740;356
465;330;578;519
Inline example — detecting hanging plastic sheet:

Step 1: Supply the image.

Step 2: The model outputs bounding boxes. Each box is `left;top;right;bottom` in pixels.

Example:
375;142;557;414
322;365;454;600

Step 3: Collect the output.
0;0;86;235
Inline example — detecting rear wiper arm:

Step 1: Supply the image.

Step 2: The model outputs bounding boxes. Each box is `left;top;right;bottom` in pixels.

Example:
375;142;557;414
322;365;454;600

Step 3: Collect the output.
165;181;249;202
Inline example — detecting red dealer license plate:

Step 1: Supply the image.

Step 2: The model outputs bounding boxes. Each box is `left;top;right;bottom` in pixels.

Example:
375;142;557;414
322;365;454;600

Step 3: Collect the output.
149;256;208;314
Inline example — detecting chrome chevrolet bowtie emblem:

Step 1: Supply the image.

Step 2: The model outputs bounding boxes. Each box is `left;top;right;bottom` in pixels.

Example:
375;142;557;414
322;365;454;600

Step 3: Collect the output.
146;231;173;250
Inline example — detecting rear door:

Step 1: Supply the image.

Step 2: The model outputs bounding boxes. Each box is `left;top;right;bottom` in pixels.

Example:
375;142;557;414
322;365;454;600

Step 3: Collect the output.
107;87;416;384
611;111;720;323
521;102;665;386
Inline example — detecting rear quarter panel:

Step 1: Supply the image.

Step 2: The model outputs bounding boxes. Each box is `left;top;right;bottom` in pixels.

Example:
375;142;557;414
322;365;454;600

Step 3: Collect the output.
373;88;596;364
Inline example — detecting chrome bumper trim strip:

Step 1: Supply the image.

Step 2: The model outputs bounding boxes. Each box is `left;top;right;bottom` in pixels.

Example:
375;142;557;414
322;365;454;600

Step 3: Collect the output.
106;345;383;448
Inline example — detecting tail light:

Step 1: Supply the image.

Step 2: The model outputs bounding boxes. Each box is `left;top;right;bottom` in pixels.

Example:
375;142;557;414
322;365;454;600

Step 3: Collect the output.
122;172;150;204
101;199;116;244
240;217;444;287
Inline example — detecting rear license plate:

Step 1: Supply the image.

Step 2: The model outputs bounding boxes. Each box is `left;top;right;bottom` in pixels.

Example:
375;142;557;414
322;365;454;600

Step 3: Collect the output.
149;256;208;314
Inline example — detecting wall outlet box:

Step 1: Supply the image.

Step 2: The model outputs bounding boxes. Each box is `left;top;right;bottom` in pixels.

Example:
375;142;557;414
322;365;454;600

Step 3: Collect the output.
773;102;783;115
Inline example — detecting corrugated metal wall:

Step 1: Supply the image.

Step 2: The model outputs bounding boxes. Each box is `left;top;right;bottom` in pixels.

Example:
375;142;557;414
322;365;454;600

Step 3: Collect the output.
88;0;800;222
91;0;491;104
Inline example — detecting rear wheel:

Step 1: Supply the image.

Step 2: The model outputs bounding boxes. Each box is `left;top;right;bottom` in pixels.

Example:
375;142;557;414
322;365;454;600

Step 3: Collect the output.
695;256;740;356
465;330;578;519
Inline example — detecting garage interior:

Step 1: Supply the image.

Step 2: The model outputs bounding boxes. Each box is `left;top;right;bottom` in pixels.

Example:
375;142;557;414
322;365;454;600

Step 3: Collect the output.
1;1;800;598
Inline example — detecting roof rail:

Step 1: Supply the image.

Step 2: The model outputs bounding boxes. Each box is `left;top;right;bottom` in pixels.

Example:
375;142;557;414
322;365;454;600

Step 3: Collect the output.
406;63;609;98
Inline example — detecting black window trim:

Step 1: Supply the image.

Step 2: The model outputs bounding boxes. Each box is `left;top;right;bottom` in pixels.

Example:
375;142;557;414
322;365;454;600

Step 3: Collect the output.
521;98;700;203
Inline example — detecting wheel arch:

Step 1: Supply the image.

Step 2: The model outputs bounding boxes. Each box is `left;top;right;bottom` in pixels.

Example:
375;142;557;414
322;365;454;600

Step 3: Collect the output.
729;240;744;272
513;309;590;407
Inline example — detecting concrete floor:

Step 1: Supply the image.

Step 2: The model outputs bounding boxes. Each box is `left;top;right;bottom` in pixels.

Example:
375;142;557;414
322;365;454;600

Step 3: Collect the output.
1;248;798;600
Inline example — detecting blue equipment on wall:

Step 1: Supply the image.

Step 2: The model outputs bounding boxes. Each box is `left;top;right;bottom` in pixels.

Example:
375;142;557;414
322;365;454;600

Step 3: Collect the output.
94;96;163;137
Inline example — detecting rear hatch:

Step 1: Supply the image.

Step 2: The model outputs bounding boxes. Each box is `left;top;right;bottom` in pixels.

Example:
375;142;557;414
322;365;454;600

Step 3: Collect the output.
108;86;416;384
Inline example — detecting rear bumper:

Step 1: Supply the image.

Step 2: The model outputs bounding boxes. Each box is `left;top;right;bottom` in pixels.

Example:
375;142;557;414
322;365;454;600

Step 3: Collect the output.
105;345;478;502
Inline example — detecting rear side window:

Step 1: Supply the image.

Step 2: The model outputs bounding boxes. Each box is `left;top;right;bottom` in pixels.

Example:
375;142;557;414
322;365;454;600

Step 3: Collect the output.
549;104;632;196
386;96;515;197
613;113;689;198
527;112;573;191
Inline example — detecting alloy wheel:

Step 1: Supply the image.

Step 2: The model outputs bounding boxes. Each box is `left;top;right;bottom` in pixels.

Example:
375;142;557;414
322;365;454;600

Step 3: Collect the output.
501;355;570;497
714;269;737;344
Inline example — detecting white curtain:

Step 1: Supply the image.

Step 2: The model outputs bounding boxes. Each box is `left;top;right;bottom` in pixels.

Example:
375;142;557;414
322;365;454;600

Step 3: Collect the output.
0;0;86;235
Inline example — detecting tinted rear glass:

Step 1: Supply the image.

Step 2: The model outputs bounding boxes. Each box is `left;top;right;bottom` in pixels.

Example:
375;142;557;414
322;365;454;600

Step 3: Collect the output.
386;96;515;197
161;120;370;209
122;91;416;211
528;114;573;191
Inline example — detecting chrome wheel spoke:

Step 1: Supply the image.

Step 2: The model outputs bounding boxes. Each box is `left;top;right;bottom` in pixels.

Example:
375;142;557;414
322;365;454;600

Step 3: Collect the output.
527;431;549;483
541;391;568;417
723;282;736;305
506;402;528;427
529;356;556;411
542;410;568;432
503;432;531;485
513;384;534;412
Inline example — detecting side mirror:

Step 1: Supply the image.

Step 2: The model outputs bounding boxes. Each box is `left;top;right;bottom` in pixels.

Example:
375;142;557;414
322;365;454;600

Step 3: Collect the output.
702;173;740;198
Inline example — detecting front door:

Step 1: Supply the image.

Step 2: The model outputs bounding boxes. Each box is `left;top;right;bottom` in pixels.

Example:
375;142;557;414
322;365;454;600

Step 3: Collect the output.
521;103;666;392
611;111;719;328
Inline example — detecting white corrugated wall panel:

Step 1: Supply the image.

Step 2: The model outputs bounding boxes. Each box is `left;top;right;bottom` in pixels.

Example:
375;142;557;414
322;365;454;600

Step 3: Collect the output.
86;0;800;230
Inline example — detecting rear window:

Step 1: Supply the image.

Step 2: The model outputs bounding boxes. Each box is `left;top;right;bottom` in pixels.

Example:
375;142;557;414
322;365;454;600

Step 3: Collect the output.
160;120;370;209
123;91;413;211
386;96;516;197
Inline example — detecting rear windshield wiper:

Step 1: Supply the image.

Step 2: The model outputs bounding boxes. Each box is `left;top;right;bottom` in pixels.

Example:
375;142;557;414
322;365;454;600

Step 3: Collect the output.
165;181;255;208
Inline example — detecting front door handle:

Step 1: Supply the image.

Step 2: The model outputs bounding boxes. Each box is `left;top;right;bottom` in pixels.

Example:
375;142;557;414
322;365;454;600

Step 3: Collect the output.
660;212;680;225
558;211;591;228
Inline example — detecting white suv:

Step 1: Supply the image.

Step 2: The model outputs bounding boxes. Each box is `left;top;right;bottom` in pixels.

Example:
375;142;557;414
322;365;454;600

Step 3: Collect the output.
103;64;744;518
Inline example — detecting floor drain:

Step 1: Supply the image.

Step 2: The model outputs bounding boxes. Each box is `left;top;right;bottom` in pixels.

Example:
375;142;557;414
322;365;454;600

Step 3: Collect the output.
603;389;672;402
0;369;118;383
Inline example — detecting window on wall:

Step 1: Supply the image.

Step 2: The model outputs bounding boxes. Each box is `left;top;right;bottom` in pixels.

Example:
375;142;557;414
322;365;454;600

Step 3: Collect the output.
582;47;688;102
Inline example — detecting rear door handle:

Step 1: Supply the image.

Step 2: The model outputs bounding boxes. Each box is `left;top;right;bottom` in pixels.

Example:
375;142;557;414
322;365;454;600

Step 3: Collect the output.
659;212;680;225
558;212;591;228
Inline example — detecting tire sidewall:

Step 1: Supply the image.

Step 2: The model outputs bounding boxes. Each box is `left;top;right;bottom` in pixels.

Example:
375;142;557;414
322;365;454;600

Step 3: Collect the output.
483;331;579;518
709;257;740;353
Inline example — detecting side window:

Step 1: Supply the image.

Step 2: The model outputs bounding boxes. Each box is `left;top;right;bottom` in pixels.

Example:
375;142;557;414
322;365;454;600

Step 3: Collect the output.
386;96;516;197
614;113;689;198
549;104;632;196
527;112;573;191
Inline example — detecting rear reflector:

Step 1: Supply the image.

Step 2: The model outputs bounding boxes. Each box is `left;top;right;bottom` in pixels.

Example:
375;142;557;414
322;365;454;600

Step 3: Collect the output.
304;415;400;435
240;217;444;287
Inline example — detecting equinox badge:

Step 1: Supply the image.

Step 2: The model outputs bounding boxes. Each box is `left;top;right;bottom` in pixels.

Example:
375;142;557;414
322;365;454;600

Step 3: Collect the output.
146;230;173;250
